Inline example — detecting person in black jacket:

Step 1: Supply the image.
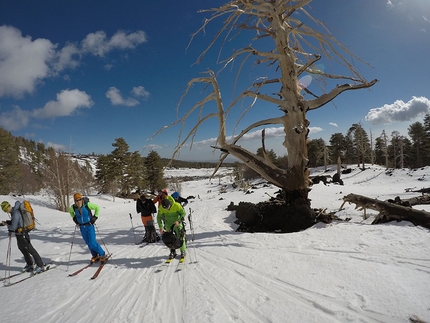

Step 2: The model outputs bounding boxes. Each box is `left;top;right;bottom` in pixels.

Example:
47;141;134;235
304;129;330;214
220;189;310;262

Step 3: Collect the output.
136;193;158;243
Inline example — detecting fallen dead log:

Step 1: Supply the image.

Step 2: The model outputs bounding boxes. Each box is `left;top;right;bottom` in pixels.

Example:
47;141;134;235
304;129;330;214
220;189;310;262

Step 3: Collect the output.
410;187;430;194
387;195;430;207
341;193;430;229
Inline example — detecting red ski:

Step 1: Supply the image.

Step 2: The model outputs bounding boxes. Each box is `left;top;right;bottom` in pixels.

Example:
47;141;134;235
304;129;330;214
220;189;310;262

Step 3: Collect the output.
90;254;112;280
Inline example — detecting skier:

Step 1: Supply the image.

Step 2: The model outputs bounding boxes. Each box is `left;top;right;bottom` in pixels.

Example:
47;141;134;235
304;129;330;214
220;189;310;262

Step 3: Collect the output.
171;191;188;207
136;193;158;243
157;196;187;260
69;193;107;264
1;200;45;273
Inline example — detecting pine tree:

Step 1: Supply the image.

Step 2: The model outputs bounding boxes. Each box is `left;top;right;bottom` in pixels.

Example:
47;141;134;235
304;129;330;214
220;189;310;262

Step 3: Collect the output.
144;150;166;193
127;151;147;193
0;127;21;194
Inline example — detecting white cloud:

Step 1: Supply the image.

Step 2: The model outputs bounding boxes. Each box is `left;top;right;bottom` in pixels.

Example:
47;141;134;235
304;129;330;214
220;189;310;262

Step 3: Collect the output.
365;96;430;125
309;127;323;134
106;87;139;106
0;26;147;98
32;89;94;119
0;25;55;98
329;122;338;127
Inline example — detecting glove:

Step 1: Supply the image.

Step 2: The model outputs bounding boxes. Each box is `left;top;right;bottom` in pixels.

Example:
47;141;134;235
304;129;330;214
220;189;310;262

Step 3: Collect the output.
90;216;97;224
72;217;79;225
8;230;13;237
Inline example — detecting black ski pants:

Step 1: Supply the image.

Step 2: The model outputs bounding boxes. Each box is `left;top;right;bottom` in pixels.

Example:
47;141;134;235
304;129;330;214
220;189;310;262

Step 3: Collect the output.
16;232;43;267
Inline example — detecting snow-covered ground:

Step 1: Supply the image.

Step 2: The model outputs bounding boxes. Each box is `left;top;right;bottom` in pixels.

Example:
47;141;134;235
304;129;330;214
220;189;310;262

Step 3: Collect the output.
0;165;429;323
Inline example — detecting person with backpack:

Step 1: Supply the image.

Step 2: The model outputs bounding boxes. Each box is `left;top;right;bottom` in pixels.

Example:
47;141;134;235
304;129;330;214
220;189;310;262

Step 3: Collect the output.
1;200;45;273
68;193;107;264
157;196;187;260
171;191;188;207
136;193;159;243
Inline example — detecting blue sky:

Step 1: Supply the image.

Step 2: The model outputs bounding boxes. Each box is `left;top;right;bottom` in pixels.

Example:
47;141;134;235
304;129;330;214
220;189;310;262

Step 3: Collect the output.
0;0;429;162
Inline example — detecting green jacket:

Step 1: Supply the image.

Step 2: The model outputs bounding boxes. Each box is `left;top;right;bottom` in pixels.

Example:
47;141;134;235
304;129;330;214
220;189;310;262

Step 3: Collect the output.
68;202;100;225
157;196;186;231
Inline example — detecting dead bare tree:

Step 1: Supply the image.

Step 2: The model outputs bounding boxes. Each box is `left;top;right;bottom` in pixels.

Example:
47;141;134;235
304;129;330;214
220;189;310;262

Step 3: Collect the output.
149;1;377;229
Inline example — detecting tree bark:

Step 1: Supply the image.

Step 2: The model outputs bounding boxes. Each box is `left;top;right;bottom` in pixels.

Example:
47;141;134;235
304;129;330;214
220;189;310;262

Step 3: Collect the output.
341;193;430;229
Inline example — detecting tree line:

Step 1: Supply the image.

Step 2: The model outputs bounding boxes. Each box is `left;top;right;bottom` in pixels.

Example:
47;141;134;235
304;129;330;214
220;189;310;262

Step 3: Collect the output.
1;114;428;210
307;115;430;169
0;128;233;211
238;117;430;181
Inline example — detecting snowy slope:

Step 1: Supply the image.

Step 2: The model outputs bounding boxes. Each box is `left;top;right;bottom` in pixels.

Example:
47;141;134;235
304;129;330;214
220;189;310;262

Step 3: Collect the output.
0;165;429;323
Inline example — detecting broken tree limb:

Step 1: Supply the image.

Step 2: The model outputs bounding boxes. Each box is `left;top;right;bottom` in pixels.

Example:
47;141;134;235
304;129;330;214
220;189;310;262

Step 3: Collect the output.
342;193;430;229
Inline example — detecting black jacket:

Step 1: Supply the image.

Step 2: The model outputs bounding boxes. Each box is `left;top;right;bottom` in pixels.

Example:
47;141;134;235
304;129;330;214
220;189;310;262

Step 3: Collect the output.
136;198;156;216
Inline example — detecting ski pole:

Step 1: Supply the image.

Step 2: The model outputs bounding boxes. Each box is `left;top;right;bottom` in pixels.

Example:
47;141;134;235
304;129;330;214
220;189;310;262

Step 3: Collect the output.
129;213;138;244
188;208;195;242
95;224;117;267
4;235;12;284
66;225;77;272
188;208;197;263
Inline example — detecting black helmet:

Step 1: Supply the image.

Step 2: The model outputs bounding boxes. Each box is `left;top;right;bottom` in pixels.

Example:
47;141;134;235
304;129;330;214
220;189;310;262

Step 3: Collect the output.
162;198;172;209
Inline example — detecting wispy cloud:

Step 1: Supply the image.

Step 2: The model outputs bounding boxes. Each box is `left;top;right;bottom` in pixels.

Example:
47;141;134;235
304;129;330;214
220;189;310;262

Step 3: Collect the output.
106;87;137;106
132;86;150;99
81;30;146;57
46;142;66;151
189;127;286;148
0;105;30;131
365;96;430;125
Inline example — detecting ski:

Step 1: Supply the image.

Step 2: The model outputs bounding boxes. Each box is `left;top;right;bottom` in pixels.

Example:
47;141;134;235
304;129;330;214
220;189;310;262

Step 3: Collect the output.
0;271;24;282
68;262;93;277
155;257;174;273
176;257;186;272
3;264;56;287
90;254;112;280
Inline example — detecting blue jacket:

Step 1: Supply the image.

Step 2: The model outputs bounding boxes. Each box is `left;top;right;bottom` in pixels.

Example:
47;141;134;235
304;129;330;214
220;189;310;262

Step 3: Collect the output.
68;202;100;225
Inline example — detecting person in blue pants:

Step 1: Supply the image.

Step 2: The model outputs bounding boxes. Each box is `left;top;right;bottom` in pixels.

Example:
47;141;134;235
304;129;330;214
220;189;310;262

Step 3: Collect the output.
69;193;107;264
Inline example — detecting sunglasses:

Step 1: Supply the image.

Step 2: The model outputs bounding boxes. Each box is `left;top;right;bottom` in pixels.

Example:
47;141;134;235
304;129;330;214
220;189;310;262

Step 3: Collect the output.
75;198;83;202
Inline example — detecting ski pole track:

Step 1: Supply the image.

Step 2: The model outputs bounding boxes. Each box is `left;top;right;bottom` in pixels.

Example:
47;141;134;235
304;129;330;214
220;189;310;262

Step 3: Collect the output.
152;258;185;323
198;249;401;323
192;259;271;323
197;250;337;323
38;242;171;323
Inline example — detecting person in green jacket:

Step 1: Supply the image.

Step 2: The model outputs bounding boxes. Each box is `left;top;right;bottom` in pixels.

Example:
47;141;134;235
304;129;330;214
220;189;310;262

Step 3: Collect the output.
157;195;187;260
